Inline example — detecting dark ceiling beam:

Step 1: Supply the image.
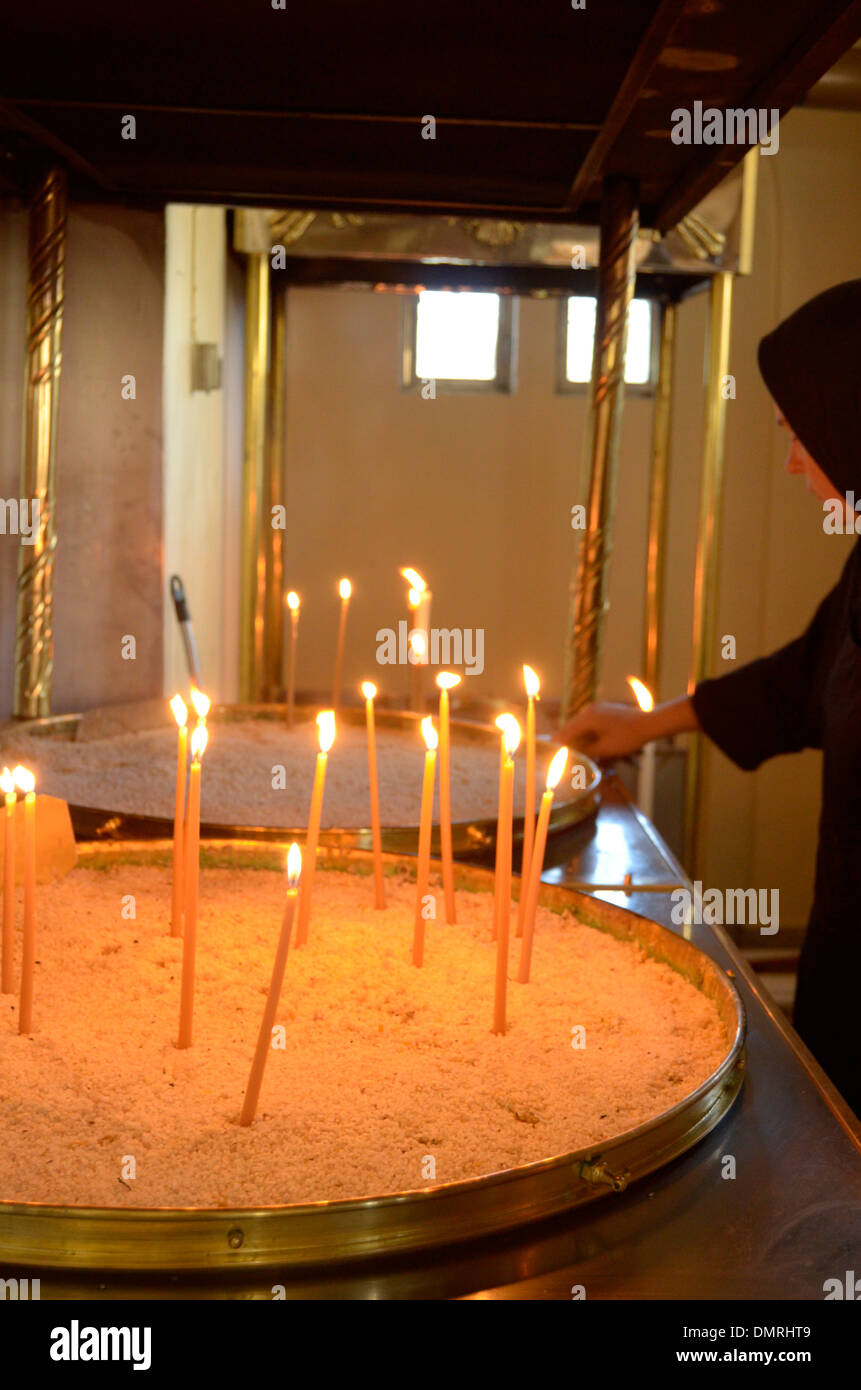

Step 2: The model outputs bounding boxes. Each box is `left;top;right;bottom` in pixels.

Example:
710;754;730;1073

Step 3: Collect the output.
65;182;601;223
278;254;704;303
0;98;116;191
9;98;600;136
656;0;861;229
563;0;687;215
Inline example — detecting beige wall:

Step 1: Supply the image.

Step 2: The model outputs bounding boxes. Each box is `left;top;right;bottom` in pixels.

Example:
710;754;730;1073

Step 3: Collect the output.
282;106;861;923
0;202;164;717
0;204;27;711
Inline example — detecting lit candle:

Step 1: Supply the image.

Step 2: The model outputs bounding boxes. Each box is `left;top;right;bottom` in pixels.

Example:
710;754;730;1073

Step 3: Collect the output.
517;747;569;985
435;672;461;924
332;579;352;715
362;682;386;909
285;590;300;727
412;716;438;967
177;724;207;1049
516;665;540;939
14;766;36;1035
239;843;302;1127
169;695;188;938
189;686;210;731
628;676;656;822
1;767;16;994
402;568;431;713
295;710;335;947
492;716;520;1034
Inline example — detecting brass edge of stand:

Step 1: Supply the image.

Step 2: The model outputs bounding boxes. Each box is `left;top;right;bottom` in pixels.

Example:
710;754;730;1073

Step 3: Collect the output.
0;843;744;1273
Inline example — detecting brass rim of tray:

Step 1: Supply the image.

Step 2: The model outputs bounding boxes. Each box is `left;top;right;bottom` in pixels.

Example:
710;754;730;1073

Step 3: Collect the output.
4;704;602;853
0;841;745;1273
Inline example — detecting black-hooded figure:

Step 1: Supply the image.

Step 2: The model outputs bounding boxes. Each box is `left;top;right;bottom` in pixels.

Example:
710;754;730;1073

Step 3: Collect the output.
559;279;861;1116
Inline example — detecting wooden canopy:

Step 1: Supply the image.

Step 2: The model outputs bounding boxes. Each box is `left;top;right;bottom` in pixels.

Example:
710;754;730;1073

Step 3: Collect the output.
2;1;860;228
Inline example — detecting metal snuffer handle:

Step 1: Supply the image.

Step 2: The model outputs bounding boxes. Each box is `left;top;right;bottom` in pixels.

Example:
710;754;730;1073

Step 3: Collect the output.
170;574;202;689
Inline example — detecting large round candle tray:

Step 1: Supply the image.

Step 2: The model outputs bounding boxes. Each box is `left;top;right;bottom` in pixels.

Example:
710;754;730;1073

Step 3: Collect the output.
0;842;745;1297
3;703;602;857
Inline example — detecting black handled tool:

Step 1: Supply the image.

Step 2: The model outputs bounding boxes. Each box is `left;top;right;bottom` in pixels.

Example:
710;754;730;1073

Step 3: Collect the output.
170;575;202;689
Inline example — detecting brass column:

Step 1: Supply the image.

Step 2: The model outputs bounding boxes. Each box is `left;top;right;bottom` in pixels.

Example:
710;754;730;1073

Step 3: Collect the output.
684;271;734;874
239;253;270;703
263;277;287;699
564;176;640;718
642;299;676;696
14;167;67;719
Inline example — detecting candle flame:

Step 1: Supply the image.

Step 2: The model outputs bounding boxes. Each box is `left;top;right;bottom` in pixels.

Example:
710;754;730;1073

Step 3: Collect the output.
286;590;300;612
523;664;540;699
338;578;352;600
407;586;423;609
286;842;302;889
190;687;210;721
496;713;521;757
13;765;35;794
0;767;15;796
401;567;426;593
627;676;654;713
421;716;438;752
409;631;427;659
317;709;336;752
361;681;377;700
170;694;188;728
546;746;569;790
190;725;208;761
436;671;461;691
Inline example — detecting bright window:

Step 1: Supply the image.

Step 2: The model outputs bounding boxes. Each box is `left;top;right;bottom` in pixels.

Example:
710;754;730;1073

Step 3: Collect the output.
563;296;654;388
405;290;515;392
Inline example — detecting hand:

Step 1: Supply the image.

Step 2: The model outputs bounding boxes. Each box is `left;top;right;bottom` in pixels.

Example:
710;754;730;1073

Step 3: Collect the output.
557;702;651;759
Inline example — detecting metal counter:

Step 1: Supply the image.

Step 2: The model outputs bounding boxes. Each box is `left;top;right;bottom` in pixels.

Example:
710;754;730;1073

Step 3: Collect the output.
459;774;861;1300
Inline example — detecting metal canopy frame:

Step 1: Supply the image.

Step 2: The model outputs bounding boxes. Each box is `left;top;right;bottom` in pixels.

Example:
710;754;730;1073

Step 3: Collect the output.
8;0;856;869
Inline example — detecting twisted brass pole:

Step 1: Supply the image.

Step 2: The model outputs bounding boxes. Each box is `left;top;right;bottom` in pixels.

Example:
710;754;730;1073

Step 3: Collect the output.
564;176;640;719
14;167;67;718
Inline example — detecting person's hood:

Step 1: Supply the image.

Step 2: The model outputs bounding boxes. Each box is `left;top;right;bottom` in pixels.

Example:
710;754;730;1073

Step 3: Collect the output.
757;279;861;499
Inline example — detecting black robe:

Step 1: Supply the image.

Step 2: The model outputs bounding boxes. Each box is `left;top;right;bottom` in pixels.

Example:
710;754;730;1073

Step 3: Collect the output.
691;279;861;1117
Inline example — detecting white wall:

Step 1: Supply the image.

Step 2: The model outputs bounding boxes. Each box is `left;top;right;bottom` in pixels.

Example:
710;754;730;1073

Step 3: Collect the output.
162;204;238;701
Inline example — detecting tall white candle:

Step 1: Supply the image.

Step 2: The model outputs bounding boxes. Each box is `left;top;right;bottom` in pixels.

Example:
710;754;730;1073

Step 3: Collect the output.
492;715;520;1035
1;767;16;994
239;843;302;1127
362;682;386;910
516;665;540;938
628;676;656;822
169;695;188;938
14;766;36;1035
412;717;438;968
436;671;461;924
332;580;351;714
296;710;336;947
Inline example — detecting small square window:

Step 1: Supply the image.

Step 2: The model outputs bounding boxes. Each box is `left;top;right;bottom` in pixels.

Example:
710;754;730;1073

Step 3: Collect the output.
558;295;656;394
403;290;516;393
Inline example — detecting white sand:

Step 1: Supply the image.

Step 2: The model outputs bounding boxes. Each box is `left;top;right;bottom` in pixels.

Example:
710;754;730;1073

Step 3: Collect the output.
0;862;729;1208
0;721;584;828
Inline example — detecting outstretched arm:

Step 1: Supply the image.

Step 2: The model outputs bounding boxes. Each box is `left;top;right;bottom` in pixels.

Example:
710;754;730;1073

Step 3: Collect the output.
558;694;699;759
